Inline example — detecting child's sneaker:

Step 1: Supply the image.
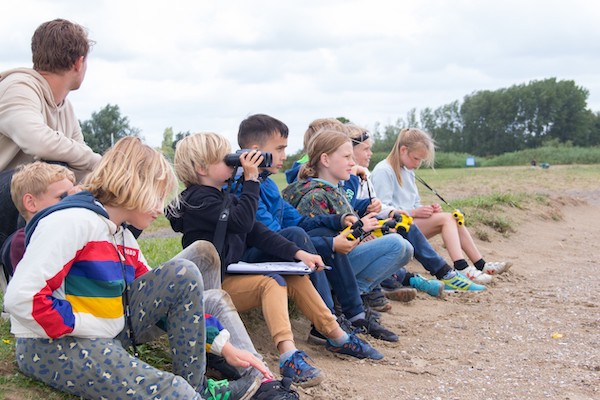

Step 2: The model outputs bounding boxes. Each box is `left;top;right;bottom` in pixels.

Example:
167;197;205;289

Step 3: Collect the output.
361;287;392;312
383;287;417;302
203;375;261;400
459;265;493;284
279;350;324;388
442;271;486;292
408;274;445;297
325;333;384;360
482;261;512;275
352;310;399;342
252;377;300;400
380;275;417;302
307;325;327;345
380;274;403;290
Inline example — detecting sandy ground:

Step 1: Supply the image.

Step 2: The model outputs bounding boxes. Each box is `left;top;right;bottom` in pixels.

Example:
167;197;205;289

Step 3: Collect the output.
245;191;600;399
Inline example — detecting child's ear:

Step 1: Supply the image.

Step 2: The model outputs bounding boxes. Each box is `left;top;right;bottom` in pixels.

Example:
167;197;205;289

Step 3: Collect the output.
195;164;208;177
22;193;38;214
319;153;330;168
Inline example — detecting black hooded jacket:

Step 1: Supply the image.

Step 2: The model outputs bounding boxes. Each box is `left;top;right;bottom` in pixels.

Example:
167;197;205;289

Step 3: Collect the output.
168;180;301;270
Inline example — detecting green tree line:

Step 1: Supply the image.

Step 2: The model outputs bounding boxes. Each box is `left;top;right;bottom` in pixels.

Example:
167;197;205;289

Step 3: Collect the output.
81;78;600;164
372;78;599;156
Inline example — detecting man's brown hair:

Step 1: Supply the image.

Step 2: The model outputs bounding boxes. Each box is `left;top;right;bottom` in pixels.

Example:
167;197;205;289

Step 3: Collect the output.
31;19;94;73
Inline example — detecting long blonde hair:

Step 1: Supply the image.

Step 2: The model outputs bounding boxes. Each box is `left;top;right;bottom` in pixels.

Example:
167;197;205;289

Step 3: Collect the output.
386;128;436;186
299;129;351;180
84;136;178;212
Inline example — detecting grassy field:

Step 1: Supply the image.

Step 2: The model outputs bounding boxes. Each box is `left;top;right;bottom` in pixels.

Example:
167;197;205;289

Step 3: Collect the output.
1;163;599;399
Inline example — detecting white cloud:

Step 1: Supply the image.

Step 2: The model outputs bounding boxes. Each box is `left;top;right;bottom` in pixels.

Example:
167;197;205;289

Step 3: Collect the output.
1;0;599;153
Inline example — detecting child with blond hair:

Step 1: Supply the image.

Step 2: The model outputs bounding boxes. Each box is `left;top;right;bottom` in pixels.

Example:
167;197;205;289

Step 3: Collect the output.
371;128;512;282
1;162;76;289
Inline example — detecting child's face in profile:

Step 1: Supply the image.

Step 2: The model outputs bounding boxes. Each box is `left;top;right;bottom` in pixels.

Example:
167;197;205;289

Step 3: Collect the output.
321;141;355;182
199;160;235;189
400;145;428;170
253;132;288;175
352;140;373;168
31;178;74;213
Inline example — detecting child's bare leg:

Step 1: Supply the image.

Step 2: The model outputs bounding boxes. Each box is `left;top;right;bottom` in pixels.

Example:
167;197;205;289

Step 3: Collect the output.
457;225;483;263
414;213;464;261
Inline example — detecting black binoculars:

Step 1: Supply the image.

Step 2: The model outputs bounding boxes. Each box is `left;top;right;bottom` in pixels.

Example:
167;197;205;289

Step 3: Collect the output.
224;149;273;168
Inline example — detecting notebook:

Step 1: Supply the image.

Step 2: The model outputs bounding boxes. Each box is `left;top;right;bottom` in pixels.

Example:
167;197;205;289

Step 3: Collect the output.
226;261;314;275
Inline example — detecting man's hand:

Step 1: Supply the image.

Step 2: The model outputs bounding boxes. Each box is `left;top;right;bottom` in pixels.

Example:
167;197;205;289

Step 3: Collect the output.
221;342;273;380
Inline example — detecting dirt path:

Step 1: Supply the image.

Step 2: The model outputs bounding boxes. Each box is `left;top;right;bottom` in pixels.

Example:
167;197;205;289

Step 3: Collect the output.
247;196;600;399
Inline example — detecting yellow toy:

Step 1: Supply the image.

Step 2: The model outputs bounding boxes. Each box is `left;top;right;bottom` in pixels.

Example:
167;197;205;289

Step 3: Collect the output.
373;212;413;238
452;209;465;226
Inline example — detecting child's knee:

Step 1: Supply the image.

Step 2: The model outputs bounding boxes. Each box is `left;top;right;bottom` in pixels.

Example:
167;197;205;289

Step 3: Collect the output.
160;259;205;290
188;240;221;269
387;234;414;259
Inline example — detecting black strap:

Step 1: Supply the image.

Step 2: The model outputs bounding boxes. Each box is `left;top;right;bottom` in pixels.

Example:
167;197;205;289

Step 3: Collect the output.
213;170;243;280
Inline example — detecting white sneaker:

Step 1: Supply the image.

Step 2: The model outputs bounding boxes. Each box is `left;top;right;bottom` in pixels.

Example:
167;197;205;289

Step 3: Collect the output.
459;265;493;284
482;261;512;275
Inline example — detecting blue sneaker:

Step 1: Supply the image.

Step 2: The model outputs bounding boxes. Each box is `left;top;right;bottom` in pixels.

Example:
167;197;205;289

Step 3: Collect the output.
380;274;403;290
442;271;486;292
279;350;324;388
409;274;445;297
325;333;384;360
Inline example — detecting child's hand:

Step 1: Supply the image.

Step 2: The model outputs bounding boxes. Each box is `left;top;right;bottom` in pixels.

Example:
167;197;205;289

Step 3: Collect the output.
366;198;382;214
431;203;442;213
391;209;410;217
239;150;264;182
333;230;360;254
221;342;273;380
359;212;379;232
343;214;358;227
295;250;325;272
412;205;434;218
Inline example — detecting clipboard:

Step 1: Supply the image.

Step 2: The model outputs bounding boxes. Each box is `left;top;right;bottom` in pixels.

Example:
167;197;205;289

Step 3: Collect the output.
226;261;314;275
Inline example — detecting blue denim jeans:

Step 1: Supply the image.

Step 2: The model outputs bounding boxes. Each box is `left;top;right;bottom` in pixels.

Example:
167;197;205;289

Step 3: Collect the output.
308;235;364;319
406;225;448;276
347;234;414;294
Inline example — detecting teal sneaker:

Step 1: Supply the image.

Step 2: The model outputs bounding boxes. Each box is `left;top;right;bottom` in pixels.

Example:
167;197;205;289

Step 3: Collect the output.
409;274;445;297
279;350;324;388
442;271;486;292
325;332;384;360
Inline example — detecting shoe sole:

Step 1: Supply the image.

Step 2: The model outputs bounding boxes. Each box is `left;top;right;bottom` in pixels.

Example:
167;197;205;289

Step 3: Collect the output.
369;302;392;312
444;288;486;293
292;373;325;388
383;288;417;302
239;375;262;400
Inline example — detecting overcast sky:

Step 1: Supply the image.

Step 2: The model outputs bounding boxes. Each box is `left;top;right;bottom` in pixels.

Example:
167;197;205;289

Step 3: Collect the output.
2;0;599;152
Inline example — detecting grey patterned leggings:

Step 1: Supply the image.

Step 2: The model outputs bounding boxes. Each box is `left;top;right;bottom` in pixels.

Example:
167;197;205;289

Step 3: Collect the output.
16;258;208;400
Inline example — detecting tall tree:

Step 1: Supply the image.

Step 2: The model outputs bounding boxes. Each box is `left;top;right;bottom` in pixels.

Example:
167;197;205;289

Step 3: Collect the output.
80;104;140;154
160;127;175;161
